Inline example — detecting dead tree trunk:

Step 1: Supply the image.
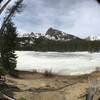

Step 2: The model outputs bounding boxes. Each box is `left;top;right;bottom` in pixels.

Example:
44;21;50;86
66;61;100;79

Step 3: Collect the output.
86;87;96;100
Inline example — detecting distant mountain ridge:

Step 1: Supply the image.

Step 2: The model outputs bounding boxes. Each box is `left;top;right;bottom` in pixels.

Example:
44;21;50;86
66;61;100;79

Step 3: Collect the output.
20;27;100;42
21;27;80;41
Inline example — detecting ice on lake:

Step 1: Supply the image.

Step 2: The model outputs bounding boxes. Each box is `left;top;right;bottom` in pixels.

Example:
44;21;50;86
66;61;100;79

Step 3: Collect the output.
16;51;100;75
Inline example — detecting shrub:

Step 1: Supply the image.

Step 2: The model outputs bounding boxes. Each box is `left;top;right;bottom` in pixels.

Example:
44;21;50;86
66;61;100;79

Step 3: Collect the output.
32;69;37;73
43;70;54;77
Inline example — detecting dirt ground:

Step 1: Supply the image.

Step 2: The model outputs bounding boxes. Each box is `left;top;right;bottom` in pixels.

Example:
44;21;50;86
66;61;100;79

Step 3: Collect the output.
5;71;100;100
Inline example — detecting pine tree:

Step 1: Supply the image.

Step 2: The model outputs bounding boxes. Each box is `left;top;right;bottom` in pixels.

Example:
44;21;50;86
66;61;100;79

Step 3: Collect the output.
0;19;18;76
0;0;23;76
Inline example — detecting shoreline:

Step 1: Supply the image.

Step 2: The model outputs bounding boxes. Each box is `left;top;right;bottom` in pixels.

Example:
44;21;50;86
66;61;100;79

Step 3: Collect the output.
16;67;100;76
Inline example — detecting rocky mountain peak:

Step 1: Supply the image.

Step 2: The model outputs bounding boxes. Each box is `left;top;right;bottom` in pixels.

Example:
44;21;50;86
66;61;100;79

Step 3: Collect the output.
45;27;80;41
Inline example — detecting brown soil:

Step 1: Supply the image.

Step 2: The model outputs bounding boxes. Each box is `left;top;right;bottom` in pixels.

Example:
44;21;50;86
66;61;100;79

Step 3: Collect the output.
5;71;100;100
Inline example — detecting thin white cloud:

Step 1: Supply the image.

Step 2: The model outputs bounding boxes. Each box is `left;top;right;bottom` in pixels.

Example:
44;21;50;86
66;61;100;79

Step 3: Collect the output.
1;0;100;38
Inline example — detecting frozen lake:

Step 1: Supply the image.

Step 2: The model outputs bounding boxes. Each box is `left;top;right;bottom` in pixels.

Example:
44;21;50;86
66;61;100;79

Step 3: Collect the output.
16;51;100;75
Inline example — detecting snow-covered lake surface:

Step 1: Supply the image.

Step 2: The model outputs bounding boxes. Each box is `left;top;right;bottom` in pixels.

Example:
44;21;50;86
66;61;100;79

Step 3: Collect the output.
16;51;100;75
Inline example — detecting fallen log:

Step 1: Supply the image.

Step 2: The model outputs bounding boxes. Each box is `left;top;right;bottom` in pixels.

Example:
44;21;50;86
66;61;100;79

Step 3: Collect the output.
3;94;15;100
28;81;78;93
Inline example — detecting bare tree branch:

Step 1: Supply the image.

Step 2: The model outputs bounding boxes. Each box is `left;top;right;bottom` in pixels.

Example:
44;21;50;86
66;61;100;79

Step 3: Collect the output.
0;0;11;15
0;0;23;35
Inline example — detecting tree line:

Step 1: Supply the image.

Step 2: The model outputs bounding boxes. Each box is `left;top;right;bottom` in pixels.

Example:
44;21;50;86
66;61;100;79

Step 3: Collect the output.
17;36;100;52
34;38;100;52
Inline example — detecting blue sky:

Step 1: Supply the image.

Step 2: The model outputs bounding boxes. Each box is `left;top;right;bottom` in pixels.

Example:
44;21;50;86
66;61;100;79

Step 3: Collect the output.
1;0;100;38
